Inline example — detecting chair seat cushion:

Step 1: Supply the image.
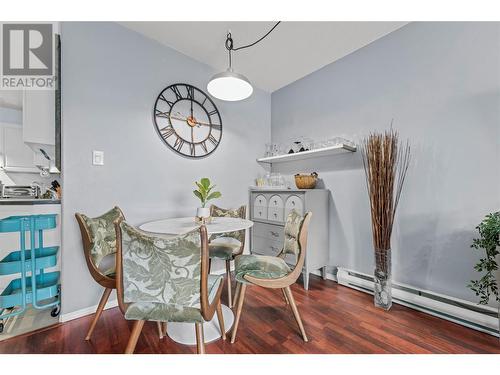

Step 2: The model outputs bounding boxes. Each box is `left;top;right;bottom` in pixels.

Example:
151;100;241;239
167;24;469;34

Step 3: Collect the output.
234;254;291;284
124;274;223;323
209;238;241;260
97;253;116;277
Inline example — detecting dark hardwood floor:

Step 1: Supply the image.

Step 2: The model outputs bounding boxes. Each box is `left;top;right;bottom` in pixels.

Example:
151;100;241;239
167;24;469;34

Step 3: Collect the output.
1;275;499;354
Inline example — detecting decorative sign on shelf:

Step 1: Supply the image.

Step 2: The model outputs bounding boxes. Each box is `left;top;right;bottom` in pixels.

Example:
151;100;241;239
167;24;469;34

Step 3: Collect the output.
153;83;222;158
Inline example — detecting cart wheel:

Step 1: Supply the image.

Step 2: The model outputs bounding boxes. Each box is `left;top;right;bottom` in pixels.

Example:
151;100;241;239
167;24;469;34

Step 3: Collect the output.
0;322;4;333
51;306;60;317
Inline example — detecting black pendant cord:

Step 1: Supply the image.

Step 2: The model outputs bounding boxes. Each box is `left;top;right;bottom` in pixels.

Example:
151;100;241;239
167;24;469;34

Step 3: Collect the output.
225;21;281;69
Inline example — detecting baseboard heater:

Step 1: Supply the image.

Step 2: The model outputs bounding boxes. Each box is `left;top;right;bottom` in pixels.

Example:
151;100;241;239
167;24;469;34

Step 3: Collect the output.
336;267;499;337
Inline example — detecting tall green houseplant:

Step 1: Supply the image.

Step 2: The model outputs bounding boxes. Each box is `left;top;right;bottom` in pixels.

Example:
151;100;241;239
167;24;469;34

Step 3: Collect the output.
469;212;500;305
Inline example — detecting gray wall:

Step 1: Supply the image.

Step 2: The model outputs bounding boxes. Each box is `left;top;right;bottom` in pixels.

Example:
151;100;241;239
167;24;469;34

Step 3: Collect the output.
61;22;270;314
271;22;500;303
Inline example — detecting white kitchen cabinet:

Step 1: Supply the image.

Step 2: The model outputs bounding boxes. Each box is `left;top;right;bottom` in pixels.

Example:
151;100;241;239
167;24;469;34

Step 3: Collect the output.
0;123;38;173
23;90;56;161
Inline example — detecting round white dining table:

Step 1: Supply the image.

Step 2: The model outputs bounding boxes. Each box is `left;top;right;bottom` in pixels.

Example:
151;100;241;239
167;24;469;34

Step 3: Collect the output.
139;216;254;346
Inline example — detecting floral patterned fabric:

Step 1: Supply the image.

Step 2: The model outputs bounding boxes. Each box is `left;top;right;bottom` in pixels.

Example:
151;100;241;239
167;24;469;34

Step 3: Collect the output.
124;275;223;323
209;204;246;244
120;222;220;323
234;254;291;284
80;207;124;270
281;209;305;256
233;210;305;284
209;241;241;260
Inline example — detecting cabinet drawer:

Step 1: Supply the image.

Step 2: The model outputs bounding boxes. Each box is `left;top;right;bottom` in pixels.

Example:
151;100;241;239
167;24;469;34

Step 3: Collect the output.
253;222;284;242
268;195;284;209
253;194;267;207
253;206;267;220
267;207;284;222
285;195;304;217
252;236;282;257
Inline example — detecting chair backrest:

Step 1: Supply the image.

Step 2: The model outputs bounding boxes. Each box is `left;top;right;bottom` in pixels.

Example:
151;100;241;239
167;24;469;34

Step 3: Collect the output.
210;204;246;251
75;206;125;283
114;221;213;319
280;210;312;271
245;211;312;288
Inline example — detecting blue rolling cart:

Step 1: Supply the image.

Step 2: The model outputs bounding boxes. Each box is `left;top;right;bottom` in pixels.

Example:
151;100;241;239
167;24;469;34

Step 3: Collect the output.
0;215;61;333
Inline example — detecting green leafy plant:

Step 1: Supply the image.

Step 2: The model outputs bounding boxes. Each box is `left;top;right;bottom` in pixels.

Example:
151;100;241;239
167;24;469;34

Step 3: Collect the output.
469;212;500;305
193;178;221;208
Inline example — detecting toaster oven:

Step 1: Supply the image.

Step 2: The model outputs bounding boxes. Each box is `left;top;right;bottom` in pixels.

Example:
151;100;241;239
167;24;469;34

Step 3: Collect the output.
1;185;40;199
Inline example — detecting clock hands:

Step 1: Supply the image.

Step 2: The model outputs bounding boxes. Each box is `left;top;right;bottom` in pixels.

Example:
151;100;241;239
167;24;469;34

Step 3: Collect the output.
169;112;215;127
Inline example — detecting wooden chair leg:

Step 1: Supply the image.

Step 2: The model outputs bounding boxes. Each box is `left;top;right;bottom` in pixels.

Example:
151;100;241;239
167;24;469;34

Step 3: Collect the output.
233;282;241;308
281;288;289;305
230;283;246;344
125;320;145;354
85;287;112;340
284;286;308;342
156;321;164;339
225;260;232;308
216;300;226;340
195;322;205;354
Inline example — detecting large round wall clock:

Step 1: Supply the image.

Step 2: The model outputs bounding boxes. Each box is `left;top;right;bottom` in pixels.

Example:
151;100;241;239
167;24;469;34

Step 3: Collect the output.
153;83;222;158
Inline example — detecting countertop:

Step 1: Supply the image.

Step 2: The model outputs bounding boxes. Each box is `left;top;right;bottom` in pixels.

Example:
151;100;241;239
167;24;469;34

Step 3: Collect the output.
0;199;61;205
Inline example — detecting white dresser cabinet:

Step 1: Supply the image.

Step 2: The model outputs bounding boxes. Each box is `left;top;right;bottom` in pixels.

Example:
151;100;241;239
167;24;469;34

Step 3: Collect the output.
249;188;329;289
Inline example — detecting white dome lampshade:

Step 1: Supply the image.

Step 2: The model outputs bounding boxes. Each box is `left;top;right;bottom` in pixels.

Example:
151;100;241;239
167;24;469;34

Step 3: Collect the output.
207;69;253;101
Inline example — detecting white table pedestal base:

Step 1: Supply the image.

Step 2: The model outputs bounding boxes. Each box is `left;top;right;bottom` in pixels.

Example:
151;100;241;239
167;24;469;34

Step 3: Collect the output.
166;304;234;345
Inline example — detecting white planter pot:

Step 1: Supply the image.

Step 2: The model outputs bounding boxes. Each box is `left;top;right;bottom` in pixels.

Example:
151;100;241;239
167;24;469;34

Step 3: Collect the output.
196;207;210;218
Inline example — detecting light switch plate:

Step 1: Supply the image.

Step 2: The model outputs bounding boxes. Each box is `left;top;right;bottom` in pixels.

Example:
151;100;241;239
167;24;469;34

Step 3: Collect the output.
92;150;104;166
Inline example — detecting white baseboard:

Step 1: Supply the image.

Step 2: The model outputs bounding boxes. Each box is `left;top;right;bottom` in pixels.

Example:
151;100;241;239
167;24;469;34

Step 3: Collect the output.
60;298;118;323
336;267;499;337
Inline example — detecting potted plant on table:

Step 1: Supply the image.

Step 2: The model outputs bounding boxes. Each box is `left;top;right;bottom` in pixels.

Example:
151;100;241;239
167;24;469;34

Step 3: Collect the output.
193;178;222;219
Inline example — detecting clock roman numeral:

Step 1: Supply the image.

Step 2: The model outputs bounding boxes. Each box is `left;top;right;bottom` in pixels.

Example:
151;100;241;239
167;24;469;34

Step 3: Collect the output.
211;124;222;131
190;143;196;156
170;85;183;100
155;109;170;118
159;94;175;108
160;126;175;139
200;141;208;153
174;137;185;151
208;134;218;146
185;85;194;100
208;109;218;117
201;97;207;106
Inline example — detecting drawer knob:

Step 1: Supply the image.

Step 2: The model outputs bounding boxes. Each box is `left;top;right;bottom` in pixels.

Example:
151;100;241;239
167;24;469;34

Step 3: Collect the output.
270;231;279;237
291;201;295;205
274;213;277;218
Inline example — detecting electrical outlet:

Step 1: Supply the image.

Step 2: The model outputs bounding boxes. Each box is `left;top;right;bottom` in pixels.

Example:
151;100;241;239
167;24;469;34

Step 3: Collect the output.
92;150;104;166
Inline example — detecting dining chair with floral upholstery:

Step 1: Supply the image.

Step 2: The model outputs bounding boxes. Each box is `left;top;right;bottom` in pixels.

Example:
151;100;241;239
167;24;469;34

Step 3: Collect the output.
75;206;125;341
208;204;246;308
230;209;312;344
114;221;226;354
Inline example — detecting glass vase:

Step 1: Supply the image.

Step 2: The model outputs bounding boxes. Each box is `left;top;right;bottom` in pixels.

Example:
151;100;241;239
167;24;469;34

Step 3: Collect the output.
374;248;392;310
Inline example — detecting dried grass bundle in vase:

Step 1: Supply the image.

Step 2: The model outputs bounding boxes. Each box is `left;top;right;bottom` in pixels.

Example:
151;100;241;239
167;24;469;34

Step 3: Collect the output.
361;127;410;310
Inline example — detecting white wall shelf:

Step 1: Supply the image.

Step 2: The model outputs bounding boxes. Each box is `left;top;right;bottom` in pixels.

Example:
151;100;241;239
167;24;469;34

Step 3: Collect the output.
256;144;356;164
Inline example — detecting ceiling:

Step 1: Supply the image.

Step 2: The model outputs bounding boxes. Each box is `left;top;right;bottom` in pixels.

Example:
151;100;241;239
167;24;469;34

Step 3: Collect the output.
120;21;407;92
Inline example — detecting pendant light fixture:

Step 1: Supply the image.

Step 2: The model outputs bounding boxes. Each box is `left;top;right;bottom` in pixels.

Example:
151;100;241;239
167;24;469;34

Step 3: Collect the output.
207;22;281;101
